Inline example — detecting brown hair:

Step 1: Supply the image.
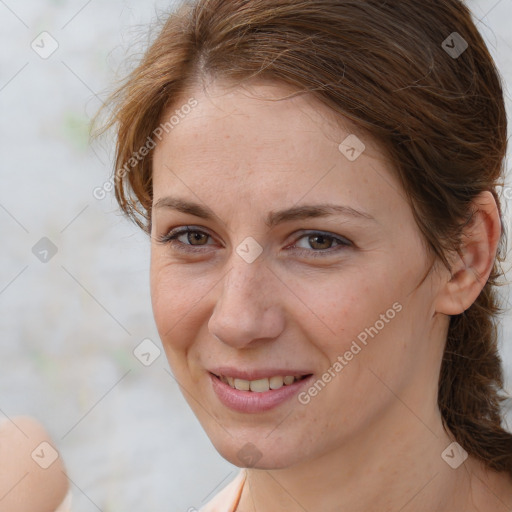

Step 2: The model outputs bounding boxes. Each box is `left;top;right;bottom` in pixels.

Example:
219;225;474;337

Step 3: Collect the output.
96;0;512;476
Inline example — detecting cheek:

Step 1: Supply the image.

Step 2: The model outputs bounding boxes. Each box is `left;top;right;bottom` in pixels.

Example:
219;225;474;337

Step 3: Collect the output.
296;305;413;437
300;268;417;407
300;271;400;351
309;281;434;427
149;253;199;351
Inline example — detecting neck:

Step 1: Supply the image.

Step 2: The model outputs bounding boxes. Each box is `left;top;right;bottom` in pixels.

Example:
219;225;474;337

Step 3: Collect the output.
237;401;474;512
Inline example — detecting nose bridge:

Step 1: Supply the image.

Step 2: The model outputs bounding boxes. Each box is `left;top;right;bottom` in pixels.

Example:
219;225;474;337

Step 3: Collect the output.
208;255;284;347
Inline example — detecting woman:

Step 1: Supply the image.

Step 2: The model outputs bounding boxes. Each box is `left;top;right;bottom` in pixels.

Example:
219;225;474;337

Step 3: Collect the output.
98;0;512;510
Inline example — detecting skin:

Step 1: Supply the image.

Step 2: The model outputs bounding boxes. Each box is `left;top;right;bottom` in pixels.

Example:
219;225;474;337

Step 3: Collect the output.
0;416;69;512
150;79;512;512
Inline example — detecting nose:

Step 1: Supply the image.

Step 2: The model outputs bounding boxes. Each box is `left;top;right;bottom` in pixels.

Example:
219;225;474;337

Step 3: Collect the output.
208;258;285;349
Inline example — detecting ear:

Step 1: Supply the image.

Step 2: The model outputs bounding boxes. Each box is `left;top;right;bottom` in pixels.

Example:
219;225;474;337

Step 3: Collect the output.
435;191;502;316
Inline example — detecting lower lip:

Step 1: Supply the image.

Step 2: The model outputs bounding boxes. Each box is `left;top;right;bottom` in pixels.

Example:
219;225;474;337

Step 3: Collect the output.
209;373;313;413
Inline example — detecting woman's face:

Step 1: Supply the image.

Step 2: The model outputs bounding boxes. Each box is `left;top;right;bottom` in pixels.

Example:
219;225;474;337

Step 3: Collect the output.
150;80;449;469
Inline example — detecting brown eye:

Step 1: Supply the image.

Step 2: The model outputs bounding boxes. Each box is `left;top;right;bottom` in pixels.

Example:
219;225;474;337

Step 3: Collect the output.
156;227;215;253
186;231;209;245
307;234;335;250
292;231;352;258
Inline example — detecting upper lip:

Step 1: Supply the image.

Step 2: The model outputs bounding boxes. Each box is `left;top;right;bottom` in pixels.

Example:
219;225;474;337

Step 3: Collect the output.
209;367;313;381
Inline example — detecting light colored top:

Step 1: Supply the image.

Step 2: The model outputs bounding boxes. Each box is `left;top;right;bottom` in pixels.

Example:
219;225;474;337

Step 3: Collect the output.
199;469;247;512
55;491;72;512
55;471;246;512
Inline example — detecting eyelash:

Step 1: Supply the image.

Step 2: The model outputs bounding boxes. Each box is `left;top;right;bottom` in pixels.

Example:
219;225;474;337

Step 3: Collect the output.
156;226;352;258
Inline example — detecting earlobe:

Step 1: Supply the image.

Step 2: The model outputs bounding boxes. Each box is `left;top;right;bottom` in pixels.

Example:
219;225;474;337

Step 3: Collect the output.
435;191;501;316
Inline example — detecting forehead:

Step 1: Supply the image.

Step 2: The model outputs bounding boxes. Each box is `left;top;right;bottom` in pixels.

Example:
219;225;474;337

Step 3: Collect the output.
157;79;356;154
151;79;405;223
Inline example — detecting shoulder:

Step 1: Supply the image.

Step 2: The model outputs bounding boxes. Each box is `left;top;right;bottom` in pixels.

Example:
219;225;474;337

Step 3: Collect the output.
467;459;512;512
198;469;247;512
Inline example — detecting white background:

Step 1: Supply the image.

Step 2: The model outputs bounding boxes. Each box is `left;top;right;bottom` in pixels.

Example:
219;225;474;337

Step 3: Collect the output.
0;1;511;511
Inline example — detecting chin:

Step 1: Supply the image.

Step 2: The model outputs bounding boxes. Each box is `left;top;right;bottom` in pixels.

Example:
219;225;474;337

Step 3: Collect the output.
220;446;298;470
207;429;309;470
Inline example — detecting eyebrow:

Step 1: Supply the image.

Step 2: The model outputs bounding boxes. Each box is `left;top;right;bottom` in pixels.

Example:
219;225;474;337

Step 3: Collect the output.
153;196;376;228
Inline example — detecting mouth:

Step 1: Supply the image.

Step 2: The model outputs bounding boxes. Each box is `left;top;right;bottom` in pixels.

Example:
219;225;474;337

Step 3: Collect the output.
210;372;312;393
209;370;314;413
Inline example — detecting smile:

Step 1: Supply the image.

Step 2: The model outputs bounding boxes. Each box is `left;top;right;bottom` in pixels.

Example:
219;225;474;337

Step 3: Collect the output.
209;372;314;413
213;374;310;392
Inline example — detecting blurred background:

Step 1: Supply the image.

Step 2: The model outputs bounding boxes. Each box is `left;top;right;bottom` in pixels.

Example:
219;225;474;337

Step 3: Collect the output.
0;1;511;511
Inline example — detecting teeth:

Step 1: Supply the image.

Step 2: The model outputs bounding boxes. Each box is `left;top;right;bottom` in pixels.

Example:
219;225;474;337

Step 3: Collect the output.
269;376;284;390
221;375;304;392
250;378;270;392
234;378;250;391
